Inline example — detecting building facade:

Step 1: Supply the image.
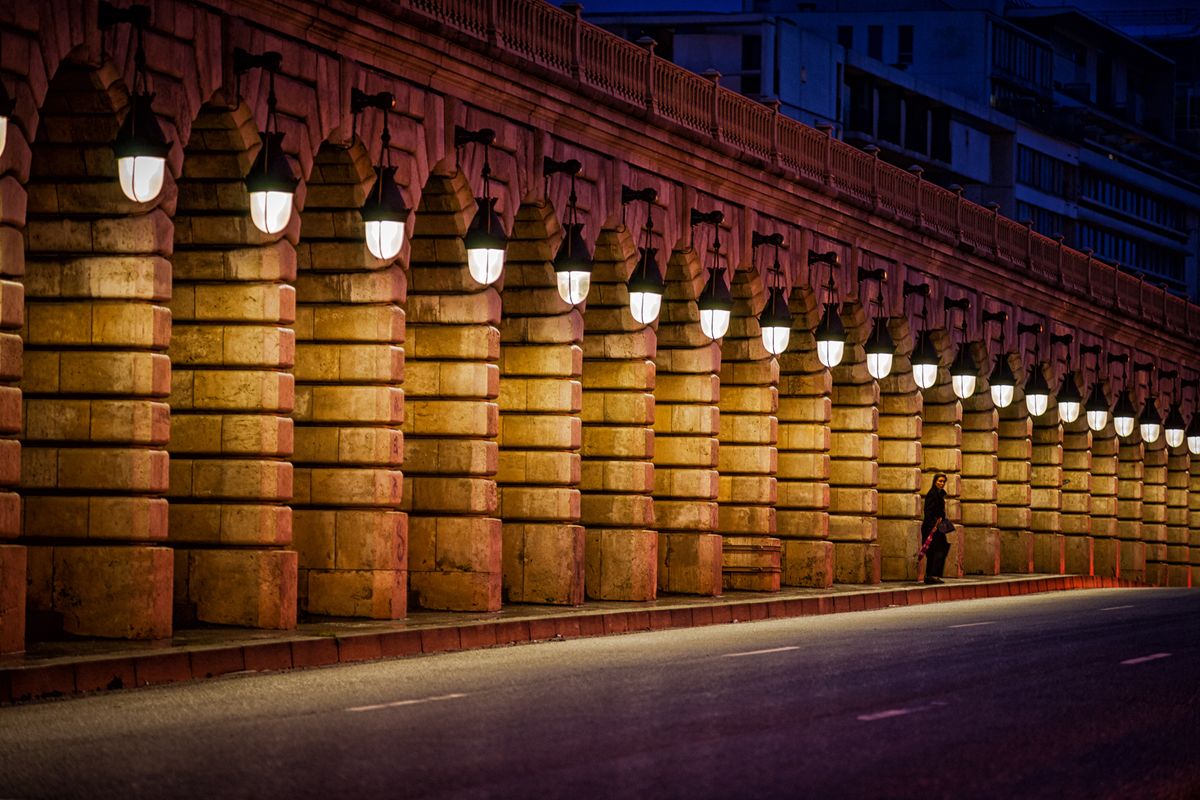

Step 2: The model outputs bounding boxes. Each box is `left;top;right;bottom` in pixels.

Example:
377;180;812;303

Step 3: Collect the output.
0;0;1196;654
588;1;1200;298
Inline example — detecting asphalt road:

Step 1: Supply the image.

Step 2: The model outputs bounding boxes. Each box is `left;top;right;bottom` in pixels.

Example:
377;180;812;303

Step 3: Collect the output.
1;588;1197;800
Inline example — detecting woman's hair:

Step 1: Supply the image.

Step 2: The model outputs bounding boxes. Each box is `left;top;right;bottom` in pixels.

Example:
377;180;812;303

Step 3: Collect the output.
930;473;947;491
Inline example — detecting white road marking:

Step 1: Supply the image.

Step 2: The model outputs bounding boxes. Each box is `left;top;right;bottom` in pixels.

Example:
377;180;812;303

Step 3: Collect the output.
858;701;947;722
948;621;996;629
1120;653;1172;666
1100;605;1135;611
346;693;468;713
723;646;801;658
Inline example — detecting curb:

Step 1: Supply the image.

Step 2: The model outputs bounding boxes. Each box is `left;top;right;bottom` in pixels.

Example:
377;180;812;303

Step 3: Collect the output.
0;575;1137;704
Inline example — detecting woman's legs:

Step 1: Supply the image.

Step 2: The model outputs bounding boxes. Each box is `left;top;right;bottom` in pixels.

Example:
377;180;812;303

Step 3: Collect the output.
926;531;951;578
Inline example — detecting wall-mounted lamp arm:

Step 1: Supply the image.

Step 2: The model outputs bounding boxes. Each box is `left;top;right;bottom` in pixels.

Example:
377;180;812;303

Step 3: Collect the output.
808;250;839;267
690;208;724;227
99;1;151;29
621;185;658;205
751;231;784;249
543;157;582;177
234;48;283;75
455;126;496;148
351;89;396;114
857;267;887;283
902;281;930;298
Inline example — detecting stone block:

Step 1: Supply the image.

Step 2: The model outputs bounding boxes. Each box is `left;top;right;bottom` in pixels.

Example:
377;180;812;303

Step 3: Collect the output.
502;522;585;605
171;414;293;457
580;493;655;527
167;502;291;546
0;544;25;653
827;513;877;542
654;498;719;531
1064;536;1094;576
583;422;657;460
32;544;172;639
1032;533;1065;574
1000;530;1034;573
657;532;723;596
962;529;1000;575
721;535;781;592
780;539;834;588
24;495;167;541
584;528;657;601
776;509;828;539
304;569;406;619
833;541;881;585
1093;537;1120;578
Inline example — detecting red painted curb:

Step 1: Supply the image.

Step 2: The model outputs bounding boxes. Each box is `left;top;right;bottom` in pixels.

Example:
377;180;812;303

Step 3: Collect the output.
1;576;1151;704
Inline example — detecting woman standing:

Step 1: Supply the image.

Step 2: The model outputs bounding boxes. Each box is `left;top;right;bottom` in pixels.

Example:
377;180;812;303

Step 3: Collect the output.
920;473;952;584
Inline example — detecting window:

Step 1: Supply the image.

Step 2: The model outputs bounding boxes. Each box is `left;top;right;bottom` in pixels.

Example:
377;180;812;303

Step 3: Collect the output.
1016;145;1072;197
741;35;763;95
898;25;913;65
1016;201;1069;242
1076;222;1186;285
931;108;952;162
868;25;883;61
838;26;853;50
1079;170;1185;232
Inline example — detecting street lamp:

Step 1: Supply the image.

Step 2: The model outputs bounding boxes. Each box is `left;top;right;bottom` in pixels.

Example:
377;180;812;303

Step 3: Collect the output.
0;81;12;160
859;267;893;381
101;2;170;204
810;250;844;369
903;281;936;389
352;89;409;262
236;49;298;236
1139;397;1162;444
1018;322;1049;416
752;232;790;357
1112;389;1137;438
545;157;593;305
622;186;663;326
982;310;1013;409
945;296;974;400
457;127;508;285
692;209;731;341
1085;382;1110;432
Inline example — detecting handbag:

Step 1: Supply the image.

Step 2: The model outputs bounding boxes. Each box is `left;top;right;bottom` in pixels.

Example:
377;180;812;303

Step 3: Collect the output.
935;519;955;535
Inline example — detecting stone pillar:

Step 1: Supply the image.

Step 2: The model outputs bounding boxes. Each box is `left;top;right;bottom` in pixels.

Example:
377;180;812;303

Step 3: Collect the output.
877;369;922;581
1116;439;1146;583
1030;417;1065;573
1060;423;1093;575
717;272;780;592
0;79;26;652
23;65;172;639
1165;450;1190;587
168;107;296;630
830;363;881;584
1142;442;1168;586
498;204;584;605
653;253;722;595
961;400;1000;575
776;310;832;587
1089;428;1120;577
290;146;406;619
1189;458;1200;587
919;389;962;577
997;408;1034;573
580;230;656;601
403;175;501;611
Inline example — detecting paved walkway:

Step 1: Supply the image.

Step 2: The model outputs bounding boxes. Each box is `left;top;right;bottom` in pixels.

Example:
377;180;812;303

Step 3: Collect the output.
0;574;1138;704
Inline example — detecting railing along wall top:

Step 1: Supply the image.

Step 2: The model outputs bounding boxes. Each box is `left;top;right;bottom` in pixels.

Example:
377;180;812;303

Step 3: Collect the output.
404;0;1199;333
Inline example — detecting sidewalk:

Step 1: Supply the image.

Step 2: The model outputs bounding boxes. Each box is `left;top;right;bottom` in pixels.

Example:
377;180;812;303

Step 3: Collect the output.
0;574;1139;704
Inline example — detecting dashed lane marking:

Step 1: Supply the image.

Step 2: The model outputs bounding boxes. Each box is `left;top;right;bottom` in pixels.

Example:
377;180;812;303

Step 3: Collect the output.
346;693;468;713
1100;605;1136;611
723;646;801;658
1120;653;1171;666
948;621;996;629
858;701;947;722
